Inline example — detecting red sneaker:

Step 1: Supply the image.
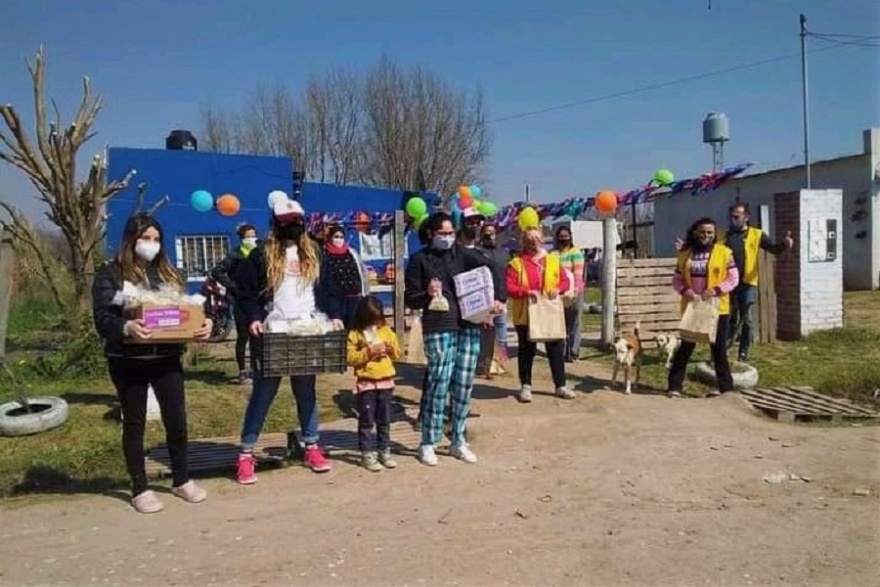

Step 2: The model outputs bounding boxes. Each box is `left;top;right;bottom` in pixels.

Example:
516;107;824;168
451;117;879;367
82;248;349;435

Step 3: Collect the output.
237;453;257;485
303;445;332;473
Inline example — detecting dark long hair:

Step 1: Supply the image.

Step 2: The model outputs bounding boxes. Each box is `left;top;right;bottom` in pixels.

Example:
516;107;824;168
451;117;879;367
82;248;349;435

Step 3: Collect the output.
351;295;386;331
115;214;183;289
683;217;718;251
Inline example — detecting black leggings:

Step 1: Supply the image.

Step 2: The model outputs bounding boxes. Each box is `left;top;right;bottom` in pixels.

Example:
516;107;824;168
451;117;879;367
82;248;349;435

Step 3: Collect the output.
234;305;250;373
515;325;566;388
108;356;189;496
668;314;733;393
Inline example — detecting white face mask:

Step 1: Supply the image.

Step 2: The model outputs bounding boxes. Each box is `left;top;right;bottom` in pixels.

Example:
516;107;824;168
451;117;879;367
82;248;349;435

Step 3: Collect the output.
331;236;345;247
242;237;257;248
135;240;161;262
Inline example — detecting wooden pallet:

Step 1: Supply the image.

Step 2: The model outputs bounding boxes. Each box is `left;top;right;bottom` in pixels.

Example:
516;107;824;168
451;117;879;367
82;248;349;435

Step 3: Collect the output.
740;386;879;423
145;408;422;477
616;258;679;341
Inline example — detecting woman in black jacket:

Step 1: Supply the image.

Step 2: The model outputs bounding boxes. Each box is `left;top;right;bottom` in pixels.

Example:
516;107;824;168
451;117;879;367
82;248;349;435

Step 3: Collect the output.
92;213;213;514
234;197;341;485
404;211;505;467
317;223;370;329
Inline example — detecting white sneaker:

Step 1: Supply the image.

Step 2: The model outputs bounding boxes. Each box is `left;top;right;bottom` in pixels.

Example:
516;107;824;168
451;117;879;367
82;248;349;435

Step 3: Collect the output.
518;385;533;403
450;443;478;464
418;445;438;466
556;386;575;399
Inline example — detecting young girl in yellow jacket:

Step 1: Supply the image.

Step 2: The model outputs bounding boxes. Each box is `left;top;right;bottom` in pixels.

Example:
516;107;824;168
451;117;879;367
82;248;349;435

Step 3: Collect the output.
346;295;402;471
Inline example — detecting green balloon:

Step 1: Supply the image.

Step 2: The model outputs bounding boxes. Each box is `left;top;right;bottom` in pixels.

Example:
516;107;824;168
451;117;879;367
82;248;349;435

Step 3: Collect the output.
479;201;497;216
413;213;428;229
654;169;674;186
405;197;427;218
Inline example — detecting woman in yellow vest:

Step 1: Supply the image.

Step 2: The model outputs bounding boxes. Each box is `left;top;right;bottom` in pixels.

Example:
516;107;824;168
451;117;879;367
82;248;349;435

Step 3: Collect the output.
668;217;740;398
506;229;575;403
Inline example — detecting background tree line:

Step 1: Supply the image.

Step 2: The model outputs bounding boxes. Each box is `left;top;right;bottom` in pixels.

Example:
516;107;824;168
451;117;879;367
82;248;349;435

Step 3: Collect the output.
199;55;492;199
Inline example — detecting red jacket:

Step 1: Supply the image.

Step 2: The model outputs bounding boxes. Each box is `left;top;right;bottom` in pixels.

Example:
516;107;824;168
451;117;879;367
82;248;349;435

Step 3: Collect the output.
505;252;571;298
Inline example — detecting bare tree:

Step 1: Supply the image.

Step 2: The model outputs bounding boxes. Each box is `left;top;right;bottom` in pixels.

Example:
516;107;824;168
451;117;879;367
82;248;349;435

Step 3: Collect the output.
199;102;235;153
199;56;491;198
0;47;134;315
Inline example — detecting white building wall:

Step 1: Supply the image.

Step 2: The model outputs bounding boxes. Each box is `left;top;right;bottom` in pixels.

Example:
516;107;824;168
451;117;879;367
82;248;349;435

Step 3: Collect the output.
798;190;844;334
653;128;878;290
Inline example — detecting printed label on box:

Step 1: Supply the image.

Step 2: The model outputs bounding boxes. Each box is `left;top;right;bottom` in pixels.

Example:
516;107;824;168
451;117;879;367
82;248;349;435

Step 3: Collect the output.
459;289;493;323
454;266;494;298
142;307;184;329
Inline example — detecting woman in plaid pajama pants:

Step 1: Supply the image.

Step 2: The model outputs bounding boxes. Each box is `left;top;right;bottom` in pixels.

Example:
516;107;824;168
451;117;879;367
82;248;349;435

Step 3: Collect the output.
404;212;505;467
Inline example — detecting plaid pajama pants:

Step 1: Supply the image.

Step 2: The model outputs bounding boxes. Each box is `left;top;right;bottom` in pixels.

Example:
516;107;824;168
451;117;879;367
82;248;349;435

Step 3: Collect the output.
421;328;481;447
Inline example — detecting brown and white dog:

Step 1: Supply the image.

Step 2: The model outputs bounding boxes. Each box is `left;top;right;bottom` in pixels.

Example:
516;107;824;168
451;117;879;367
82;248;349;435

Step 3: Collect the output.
654;333;681;370
611;321;642;395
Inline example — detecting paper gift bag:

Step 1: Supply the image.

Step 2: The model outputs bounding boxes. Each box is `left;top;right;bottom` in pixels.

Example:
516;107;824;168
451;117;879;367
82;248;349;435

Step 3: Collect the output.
406;315;427;365
678;299;720;345
528;296;566;342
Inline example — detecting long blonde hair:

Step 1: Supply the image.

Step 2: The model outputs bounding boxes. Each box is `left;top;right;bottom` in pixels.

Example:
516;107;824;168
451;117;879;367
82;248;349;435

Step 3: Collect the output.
264;229;320;291
115;214;183;291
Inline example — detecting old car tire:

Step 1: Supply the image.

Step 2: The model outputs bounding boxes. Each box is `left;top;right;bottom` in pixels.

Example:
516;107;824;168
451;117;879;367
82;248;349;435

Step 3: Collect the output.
0;397;69;437
694;361;759;390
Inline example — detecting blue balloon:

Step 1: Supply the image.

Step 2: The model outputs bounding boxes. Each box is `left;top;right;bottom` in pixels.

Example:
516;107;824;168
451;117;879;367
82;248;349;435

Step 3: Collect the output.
190;190;214;212
469;184;481;199
451;207;463;229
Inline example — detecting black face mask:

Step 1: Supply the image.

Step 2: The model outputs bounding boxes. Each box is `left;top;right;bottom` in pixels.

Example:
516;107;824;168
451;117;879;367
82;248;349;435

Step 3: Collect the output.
481;235;496;248
275;223;304;241
461;226;477;239
557;237;571;247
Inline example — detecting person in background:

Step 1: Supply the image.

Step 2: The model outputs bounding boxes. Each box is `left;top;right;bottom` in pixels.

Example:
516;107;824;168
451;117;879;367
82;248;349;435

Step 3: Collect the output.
404;211;504;466
210;223;258;385
92;213;213;514
346;295;402;472
668;217;739;398
234;198;339;484
506;228;575;402
553;226;586;362
319;223;371;330
477;222;510;376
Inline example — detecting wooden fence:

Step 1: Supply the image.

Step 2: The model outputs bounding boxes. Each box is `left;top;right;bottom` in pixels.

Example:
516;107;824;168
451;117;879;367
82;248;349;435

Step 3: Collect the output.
615;252;777;344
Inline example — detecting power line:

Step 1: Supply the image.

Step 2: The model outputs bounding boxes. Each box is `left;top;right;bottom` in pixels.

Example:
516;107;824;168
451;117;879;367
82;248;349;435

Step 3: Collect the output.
489;42;865;125
807;32;880;49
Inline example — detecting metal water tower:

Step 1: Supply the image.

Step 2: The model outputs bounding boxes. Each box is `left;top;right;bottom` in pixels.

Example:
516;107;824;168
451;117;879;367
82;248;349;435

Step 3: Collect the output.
702;113;729;172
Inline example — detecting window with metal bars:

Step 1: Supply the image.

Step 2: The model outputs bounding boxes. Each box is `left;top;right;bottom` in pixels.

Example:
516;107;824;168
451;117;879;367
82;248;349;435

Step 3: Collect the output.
174;235;230;280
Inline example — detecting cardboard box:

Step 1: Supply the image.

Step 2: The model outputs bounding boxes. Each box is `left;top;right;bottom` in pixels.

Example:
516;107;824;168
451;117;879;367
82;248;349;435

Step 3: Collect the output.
123;303;205;343
459;289;494;324
454;266;494;298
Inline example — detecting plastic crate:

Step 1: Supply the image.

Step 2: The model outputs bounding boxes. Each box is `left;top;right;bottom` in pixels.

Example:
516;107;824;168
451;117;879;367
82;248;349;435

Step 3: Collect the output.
259;331;347;377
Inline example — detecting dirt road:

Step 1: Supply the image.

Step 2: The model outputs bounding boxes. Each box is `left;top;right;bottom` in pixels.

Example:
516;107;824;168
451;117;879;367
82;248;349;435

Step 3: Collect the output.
1;363;878;587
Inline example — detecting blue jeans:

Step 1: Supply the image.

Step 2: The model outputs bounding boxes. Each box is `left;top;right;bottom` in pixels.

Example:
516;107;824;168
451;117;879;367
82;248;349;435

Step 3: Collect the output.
492;313;508;357
730;285;757;357
240;374;319;449
563;293;584;359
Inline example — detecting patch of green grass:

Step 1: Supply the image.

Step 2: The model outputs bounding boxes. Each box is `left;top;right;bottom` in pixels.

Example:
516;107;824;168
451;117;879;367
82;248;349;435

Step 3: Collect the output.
0;353;348;499
581;287;602;332
5;298;65;351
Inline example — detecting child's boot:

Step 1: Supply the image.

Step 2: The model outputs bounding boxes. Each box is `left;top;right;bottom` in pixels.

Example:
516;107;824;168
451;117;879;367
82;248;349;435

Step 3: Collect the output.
378;448;398;469
361;451;383;472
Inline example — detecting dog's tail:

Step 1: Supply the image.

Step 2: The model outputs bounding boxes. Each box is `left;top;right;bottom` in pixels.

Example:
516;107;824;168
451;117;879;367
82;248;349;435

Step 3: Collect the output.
634;320;641;342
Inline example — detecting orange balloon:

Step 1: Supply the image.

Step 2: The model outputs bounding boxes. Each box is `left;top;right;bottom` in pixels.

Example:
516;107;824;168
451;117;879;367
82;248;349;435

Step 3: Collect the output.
216;194;240;217
594;191;618;215
458;185;472;199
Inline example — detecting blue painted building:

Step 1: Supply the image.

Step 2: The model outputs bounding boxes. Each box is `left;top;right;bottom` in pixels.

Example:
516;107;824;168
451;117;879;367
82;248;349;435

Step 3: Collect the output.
105;147;436;307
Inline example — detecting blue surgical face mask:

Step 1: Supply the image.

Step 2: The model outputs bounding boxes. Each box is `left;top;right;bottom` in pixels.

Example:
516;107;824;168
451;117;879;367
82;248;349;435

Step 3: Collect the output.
729;218;746;231
432;235;455;250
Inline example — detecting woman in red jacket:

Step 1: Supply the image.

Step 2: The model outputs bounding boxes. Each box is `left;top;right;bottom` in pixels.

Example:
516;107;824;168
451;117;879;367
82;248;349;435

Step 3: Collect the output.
505;229;574;403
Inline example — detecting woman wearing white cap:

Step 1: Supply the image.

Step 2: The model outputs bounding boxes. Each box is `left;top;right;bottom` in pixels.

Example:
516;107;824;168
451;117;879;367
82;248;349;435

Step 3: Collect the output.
234;194;340;484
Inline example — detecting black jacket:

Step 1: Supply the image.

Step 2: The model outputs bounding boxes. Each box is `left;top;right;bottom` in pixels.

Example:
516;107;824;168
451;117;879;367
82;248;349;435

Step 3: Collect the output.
235;243;335;326
404;244;504;334
91;261;212;359
209;248;249;297
480;245;510;300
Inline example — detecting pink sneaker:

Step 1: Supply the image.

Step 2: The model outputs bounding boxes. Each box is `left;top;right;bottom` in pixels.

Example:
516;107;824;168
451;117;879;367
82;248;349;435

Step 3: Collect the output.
303;445;332;473
237;453;257;484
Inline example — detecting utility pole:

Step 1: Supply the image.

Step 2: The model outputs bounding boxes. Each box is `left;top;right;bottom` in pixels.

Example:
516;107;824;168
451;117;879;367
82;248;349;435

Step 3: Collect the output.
524;183;531;203
800;13;812;189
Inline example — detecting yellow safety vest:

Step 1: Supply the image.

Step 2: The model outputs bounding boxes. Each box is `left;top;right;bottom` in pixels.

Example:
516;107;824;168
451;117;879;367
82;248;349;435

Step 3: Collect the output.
676;245;734;316
719;228;762;286
508;253;561;326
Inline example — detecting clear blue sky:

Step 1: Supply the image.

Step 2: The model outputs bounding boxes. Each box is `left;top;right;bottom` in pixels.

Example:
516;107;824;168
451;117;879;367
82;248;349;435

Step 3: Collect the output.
1;0;877;222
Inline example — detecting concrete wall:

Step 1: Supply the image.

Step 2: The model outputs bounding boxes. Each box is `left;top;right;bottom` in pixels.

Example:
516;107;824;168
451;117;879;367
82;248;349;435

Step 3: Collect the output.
775;190;844;339
653;128;878;290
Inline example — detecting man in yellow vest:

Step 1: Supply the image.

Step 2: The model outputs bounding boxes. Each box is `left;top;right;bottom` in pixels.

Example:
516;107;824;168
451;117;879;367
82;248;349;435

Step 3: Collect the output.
720;203;793;362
